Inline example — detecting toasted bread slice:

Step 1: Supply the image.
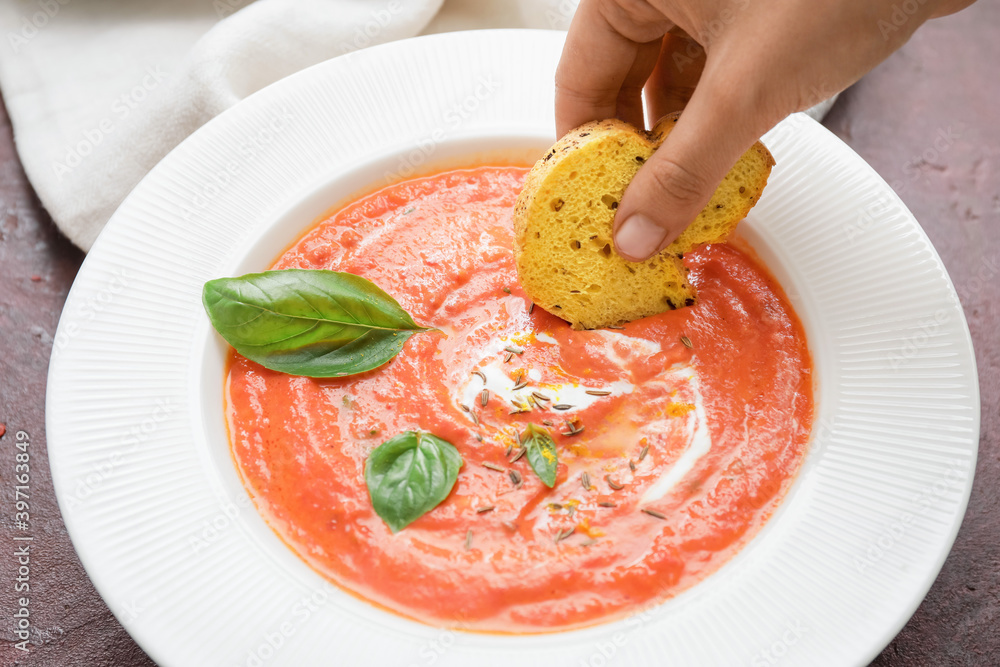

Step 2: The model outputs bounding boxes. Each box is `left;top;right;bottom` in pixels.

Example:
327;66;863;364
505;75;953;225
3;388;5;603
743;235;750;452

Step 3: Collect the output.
513;112;774;330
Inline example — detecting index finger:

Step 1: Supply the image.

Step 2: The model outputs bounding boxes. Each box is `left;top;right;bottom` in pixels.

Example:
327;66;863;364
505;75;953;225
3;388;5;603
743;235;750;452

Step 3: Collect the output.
554;0;668;136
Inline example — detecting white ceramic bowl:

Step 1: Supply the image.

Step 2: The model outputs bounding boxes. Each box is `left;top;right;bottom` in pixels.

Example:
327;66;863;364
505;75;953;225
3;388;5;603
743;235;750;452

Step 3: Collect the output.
46;30;978;667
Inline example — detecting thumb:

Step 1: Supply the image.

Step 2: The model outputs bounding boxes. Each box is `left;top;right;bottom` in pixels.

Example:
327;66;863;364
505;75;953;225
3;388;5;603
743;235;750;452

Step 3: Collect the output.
613;79;774;262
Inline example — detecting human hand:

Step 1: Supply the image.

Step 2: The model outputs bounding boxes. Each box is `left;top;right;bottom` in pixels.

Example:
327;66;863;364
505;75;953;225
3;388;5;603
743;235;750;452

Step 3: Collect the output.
555;0;976;261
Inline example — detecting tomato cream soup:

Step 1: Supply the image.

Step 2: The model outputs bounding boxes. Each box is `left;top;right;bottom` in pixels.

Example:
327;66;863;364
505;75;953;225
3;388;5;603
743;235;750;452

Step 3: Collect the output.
226;166;813;632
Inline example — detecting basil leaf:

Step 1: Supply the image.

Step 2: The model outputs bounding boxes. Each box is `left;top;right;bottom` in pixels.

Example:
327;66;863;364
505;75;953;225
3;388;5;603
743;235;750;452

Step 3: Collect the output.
365;431;463;533
203;269;432;378
524;424;558;488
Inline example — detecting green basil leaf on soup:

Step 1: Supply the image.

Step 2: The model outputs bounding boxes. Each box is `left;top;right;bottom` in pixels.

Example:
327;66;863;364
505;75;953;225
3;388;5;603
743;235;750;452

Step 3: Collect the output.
524;423;558;488
365;431;463;533
203;269;432;378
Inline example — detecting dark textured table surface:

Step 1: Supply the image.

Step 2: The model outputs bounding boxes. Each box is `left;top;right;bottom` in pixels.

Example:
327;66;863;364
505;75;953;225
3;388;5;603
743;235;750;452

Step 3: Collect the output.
1;5;997;666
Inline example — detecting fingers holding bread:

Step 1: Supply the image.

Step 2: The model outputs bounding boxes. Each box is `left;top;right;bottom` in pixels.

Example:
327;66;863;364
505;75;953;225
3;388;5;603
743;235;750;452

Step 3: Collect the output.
513;113;774;330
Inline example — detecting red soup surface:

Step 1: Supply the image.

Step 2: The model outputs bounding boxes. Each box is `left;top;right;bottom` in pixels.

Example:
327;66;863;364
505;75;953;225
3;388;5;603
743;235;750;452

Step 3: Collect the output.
226;165;814;633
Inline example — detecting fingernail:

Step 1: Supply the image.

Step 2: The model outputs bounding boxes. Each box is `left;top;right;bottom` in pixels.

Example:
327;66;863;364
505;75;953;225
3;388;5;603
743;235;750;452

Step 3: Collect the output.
615;214;667;260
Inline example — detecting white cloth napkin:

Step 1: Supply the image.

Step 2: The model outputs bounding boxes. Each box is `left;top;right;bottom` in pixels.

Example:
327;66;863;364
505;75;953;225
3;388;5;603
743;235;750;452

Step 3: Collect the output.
0;0;829;251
